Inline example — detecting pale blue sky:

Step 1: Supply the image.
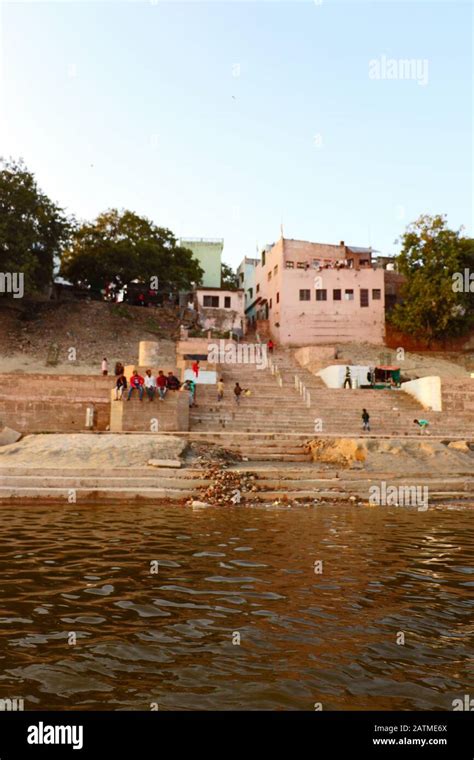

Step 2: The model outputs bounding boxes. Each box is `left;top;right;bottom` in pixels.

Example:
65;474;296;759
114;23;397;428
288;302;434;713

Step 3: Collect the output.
0;1;472;269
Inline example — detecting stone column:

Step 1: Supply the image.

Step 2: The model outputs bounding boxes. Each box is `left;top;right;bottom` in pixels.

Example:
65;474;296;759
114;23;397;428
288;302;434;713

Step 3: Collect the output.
138;341;159;367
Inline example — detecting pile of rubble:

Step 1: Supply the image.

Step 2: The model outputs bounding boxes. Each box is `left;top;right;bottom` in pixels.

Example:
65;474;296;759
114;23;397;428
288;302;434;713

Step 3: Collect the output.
187;464;258;507
187;442;242;465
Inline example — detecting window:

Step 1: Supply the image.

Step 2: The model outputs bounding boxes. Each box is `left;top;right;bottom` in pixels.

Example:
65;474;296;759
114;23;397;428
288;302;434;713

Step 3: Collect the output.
297;262;306;269
344;289;354;301
224;296;231;308
285;261;294;269
248;287;253;299
276;292;280;304
262;251;266;266
256;284;260;293
203;295;219;308
360;289;369;307
316;289;327;301
239;273;244;284
333;289;341;301
269;298;272;309
268;271;272;281
299;289;311;301
274;265;278;275
372;289;381;300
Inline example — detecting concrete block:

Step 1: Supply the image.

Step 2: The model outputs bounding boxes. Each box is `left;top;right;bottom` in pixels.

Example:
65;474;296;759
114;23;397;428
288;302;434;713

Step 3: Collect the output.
148;459;182;468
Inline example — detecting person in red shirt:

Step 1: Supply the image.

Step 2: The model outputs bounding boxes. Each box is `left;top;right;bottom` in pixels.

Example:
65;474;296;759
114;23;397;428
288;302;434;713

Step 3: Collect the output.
267;339;274;354
156;370;167;401
127;370;144;401
192;360;200;378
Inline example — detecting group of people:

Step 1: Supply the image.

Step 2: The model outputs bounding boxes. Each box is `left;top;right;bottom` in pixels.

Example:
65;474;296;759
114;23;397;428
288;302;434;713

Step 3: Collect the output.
215;379;251;405
113;369;192;403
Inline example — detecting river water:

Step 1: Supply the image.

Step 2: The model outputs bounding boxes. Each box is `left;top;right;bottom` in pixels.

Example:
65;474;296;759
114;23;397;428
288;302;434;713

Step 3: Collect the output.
0;502;472;711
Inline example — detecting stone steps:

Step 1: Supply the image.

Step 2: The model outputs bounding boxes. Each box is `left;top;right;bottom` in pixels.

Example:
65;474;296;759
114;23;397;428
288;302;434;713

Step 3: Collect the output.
1;458;472;503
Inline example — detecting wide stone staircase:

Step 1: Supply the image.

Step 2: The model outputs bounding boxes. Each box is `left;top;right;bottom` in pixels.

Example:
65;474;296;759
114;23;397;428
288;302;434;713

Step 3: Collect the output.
272;347;474;437
1;458;472;505
188;344;437;439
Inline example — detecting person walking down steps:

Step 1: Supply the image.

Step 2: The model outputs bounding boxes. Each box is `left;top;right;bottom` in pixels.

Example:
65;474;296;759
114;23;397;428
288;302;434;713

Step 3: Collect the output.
234;382;243;405
362;408;370;432
343;366;352;389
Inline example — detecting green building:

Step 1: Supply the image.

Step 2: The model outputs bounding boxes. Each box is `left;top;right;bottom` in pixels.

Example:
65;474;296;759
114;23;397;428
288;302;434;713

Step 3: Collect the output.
180;237;223;288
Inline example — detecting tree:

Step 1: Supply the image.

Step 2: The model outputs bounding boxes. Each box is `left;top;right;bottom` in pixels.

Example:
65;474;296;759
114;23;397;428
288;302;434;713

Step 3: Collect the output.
0;158;71;295
389;214;474;340
221;262;238;290
61;209;204;296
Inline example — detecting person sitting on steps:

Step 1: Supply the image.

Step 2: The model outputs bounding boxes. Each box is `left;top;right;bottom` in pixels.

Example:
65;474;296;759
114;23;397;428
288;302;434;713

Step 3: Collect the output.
127;370;144;401
156;370;167;401
114;374;127;400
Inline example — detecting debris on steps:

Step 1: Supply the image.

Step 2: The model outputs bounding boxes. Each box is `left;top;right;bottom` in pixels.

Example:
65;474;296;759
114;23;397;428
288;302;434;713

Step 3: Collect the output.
187;464;258;507
185;441;243;465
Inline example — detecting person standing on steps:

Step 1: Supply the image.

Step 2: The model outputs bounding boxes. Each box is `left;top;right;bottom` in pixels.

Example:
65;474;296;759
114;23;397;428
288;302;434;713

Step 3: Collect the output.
267;339;274;354
343;366;352;389
217;378;224;401
234;382;243;405
192;359;200;378
101;357;108;376
362;408;370;432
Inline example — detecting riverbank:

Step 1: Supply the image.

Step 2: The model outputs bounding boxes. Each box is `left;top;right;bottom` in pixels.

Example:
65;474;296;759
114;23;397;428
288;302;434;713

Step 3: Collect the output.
0;432;473;507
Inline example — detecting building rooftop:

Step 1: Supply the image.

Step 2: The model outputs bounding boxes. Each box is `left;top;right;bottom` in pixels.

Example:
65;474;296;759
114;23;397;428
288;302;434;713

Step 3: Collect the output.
180;237;224;244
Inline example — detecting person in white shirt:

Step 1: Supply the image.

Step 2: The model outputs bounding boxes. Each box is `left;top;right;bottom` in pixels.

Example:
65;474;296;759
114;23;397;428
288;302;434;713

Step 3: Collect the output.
101;357;108;376
144;369;156;401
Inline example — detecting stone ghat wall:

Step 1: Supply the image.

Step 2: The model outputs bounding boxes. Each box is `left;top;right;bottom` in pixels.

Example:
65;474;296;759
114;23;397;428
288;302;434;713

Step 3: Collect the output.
0;374;113;432
0;372;190;432
0;399;110;432
110;390;189;432
442;380;474;414
0;374;113;399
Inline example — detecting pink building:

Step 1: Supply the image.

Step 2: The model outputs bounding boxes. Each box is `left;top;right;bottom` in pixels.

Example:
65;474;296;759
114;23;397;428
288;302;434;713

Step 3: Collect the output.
249;238;385;346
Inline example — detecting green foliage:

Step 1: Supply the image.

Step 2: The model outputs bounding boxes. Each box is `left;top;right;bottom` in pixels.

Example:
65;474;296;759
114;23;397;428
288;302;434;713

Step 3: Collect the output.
0;158;71;295
61;209;204;295
221;262;238;290
389;214;474;340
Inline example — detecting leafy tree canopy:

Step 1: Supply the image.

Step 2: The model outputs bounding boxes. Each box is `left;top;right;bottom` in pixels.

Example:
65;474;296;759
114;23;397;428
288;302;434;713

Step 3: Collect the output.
389;214;474;340
61;209;204;295
221;262;238;290
0;157;72;295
